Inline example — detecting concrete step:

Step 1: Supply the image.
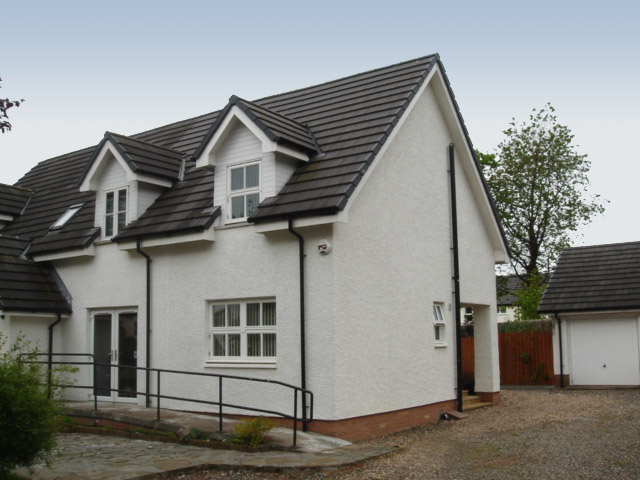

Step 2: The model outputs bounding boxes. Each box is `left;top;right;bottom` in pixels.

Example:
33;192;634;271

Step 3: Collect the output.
462;401;494;411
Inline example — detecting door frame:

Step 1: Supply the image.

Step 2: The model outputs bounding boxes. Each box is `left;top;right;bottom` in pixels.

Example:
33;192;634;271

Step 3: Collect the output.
90;308;138;403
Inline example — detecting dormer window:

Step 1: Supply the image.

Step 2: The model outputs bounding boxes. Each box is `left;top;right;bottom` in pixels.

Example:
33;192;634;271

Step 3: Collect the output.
229;162;260;221
50;203;84;230
105;187;127;237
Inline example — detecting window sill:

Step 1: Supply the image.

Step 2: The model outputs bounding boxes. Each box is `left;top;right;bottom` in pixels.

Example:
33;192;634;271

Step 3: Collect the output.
216;220;251;230
434;342;448;348
204;359;276;369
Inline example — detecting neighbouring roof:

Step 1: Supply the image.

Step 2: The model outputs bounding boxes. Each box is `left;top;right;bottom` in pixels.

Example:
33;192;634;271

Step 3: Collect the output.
3;54;505;255
538;241;640;314
497;276;522;306
0;183;32;218
0;235;71;314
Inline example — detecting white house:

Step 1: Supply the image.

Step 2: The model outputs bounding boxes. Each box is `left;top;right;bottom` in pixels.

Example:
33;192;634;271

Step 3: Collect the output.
539;241;640;388
0;54;509;440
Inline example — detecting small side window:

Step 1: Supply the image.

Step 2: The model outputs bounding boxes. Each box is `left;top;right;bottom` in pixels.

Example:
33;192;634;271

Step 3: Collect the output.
433;303;446;346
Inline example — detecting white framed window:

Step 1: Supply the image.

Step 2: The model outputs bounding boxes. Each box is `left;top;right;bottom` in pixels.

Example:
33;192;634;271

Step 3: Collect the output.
50;203;84;230
105;187;127;237
497;306;507;314
208;300;276;364
433;303;446;346
228;162;260;221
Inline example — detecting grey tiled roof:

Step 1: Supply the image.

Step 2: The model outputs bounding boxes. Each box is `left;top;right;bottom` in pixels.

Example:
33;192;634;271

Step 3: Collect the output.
249;55;439;220
0;235;71;313
538;241;640;313
80;132;185;185
113;169;218;241
0;183;32;218
3;148;99;255
496;276;522;306
195;96;319;157
3;54;502;255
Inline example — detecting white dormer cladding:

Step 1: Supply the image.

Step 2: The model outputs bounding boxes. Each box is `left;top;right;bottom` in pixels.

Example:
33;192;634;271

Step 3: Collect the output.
79;140;170;239
195;105;311;170
208;121;298;223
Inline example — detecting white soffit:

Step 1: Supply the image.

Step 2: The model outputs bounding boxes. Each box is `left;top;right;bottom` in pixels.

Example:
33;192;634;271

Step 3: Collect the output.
32;245;96;262
195;106;310;168
117;228;215;251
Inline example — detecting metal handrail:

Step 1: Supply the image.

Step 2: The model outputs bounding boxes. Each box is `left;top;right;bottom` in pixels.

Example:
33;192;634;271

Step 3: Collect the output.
21;353;313;446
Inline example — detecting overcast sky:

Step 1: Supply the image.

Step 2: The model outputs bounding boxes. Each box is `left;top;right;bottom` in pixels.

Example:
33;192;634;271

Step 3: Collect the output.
1;0;638;247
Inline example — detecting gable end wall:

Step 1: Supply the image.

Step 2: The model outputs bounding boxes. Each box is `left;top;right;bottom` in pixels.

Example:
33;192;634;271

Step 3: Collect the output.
331;82;498;418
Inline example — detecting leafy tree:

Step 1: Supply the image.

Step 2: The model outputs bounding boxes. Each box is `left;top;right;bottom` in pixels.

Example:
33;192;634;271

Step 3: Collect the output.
512;271;547;320
479;104;606;280
0;334;61;475
0;77;24;133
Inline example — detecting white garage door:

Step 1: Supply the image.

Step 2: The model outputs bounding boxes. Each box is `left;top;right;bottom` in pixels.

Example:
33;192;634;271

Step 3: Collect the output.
569;318;640;386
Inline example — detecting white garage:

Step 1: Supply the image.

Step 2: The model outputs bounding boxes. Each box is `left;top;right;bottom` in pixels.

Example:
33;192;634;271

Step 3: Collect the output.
567;317;640;386
539;241;640;388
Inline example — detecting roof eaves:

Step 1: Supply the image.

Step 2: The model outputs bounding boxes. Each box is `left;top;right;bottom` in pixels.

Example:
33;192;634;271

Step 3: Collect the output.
112;206;221;242
538;304;640;315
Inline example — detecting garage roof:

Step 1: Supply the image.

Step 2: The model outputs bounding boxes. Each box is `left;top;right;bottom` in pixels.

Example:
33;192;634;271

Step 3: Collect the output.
538;241;640;314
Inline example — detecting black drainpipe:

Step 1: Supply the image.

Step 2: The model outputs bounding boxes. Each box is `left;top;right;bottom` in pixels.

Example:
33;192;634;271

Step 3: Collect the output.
136;239;152;407
47;313;63;398
448;143;463;413
287;218;307;430
554;313;564;388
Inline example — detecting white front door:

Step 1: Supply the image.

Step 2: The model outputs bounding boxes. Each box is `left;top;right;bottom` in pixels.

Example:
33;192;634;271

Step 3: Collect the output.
93;310;138;401
569;318;640;386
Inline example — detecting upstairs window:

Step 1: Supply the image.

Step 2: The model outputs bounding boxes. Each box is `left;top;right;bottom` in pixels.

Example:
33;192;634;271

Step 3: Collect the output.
105;187;127;237
228;162;260;221
50;203;84;230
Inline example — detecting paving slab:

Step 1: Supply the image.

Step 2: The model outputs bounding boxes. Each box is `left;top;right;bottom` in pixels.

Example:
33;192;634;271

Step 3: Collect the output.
64;401;349;453
17;434;394;480
15;402;392;479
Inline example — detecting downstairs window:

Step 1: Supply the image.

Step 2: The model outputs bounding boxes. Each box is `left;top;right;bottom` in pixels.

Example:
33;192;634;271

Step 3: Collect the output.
208;300;276;364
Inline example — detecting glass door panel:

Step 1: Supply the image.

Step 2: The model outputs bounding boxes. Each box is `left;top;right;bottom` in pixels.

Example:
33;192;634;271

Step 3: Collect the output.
93;314;112;397
117;313;137;398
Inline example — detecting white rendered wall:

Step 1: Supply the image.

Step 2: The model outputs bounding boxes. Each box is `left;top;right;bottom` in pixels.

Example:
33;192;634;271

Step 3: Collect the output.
0;314;61;354
454;141;501;393
50;219;337;418
330;83;500;419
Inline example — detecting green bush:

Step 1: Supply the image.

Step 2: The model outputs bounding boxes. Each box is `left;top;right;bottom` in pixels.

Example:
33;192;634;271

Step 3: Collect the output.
0;334;63;474
229;417;274;448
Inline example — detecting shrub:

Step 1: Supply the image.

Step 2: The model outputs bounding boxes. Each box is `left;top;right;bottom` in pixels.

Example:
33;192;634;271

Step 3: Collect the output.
229;417;274;448
0;334;63;474
177;426;210;442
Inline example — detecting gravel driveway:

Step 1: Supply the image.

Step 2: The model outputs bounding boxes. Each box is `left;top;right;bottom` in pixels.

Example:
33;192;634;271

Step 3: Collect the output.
168;389;640;480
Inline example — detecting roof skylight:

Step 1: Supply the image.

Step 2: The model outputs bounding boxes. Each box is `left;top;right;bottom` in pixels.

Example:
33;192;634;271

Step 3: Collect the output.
50;204;83;230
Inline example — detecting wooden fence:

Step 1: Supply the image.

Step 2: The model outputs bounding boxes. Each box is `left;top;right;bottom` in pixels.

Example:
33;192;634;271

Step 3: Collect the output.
461;331;554;386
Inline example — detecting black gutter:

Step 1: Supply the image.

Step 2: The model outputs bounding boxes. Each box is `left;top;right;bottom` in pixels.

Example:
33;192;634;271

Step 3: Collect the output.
449;143;463;413
47;313;63;398
287;218;308;430
136;239;152;408
554;313;564;388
